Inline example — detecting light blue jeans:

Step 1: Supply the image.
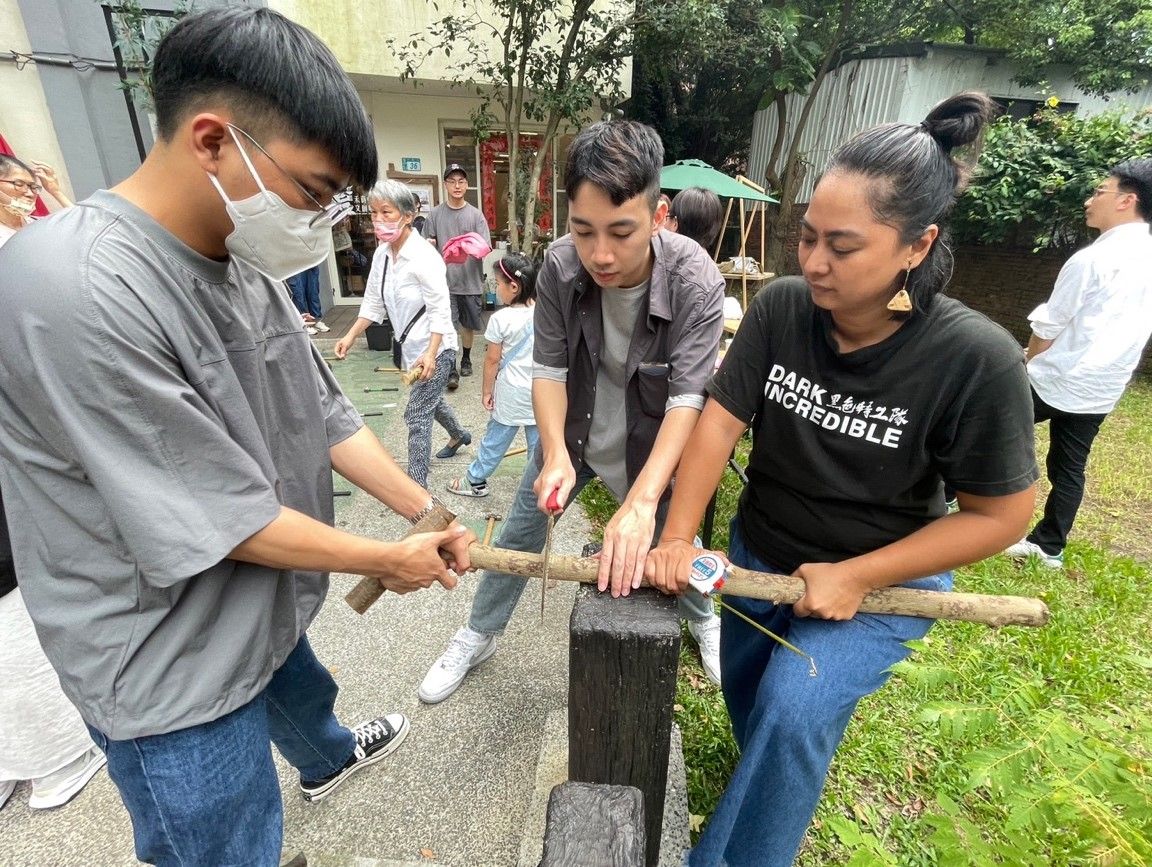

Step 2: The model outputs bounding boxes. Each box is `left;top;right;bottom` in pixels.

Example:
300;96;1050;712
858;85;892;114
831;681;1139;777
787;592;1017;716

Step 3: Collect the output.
88;636;355;866
688;518;951;867
469;455;714;634
466;420;539;485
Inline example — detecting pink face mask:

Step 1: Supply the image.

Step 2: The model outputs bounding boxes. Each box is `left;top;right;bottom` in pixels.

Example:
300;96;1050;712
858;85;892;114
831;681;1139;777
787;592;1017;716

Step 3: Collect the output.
373;221;403;243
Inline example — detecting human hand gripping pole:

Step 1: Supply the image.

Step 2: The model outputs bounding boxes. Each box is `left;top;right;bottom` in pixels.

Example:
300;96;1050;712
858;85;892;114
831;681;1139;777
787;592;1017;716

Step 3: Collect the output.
345;499;458;614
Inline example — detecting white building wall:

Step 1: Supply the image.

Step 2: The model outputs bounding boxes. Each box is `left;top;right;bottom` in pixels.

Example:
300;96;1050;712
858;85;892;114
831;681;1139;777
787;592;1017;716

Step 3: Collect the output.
749;45;1152;204
0;0;74;202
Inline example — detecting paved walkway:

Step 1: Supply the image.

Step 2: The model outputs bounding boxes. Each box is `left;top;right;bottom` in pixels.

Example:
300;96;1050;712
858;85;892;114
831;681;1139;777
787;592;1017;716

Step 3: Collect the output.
1;329;589;866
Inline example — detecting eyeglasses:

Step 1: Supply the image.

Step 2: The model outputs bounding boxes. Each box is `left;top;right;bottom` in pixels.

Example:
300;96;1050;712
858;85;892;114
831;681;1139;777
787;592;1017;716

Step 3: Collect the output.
228;124;354;228
0;178;42;195
1091;186;1129;198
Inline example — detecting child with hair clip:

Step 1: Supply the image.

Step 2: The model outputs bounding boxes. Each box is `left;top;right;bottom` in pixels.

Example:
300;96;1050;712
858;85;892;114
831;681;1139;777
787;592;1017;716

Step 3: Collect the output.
446;252;540;498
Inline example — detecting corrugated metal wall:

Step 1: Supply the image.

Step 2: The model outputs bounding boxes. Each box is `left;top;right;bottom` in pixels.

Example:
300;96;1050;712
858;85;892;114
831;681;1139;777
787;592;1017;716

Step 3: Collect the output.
747;56;911;203
749;46;1152;204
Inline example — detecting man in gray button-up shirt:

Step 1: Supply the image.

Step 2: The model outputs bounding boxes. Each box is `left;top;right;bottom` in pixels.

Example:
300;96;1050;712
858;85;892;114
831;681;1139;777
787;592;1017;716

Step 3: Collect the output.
0;9;473;864
419;120;727;706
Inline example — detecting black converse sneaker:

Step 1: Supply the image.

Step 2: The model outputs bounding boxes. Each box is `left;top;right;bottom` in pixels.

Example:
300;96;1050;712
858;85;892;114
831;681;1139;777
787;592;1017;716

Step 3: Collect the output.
299;714;410;802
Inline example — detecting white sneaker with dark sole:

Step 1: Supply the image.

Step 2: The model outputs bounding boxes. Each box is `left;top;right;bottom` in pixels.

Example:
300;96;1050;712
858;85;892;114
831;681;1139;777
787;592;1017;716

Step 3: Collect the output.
1004;539;1064;568
299;714;409;802
418;628;497;704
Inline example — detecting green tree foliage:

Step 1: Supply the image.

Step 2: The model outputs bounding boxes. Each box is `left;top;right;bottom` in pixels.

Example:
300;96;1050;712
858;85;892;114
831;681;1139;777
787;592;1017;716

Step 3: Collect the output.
101;0;191;109
390;0;722;252
953;107;1152;250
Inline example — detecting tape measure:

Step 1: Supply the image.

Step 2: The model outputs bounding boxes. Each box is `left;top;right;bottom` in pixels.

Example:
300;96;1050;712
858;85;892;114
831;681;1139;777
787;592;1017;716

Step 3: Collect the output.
689;553;728;596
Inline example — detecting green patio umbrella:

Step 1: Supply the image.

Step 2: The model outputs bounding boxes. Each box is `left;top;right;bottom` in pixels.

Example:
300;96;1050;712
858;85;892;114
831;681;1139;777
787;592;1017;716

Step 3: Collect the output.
659;159;777;203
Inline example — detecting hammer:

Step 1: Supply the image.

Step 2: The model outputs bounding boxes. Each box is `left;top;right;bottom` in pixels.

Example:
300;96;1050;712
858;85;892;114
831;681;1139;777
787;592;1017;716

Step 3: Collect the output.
482;512;503;546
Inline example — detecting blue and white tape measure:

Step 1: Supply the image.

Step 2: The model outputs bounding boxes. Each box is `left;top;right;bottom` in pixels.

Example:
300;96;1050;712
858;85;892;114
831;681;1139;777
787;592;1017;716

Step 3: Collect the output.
689;553;728;596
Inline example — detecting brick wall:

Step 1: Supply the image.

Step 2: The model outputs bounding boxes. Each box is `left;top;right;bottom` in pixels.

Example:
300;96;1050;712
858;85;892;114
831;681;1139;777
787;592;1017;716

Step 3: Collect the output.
747;204;1152;374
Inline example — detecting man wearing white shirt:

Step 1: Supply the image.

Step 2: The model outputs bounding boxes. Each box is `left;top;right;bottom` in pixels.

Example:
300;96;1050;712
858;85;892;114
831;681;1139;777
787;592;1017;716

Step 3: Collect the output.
1007;158;1152;567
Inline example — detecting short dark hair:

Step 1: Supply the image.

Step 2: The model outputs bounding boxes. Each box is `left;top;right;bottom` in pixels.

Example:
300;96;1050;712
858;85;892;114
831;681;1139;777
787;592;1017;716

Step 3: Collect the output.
151;7;377;189
1111;158;1152;221
824;91;999;318
496;252;539;304
670;187;724;250
0;154;34;180
565;120;663;210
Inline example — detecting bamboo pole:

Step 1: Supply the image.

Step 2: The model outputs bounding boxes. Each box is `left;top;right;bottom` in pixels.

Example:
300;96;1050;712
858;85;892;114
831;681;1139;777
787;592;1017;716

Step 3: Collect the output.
759;202;766;274
739;197;748;310
465;545;1049;628
714;198;734;262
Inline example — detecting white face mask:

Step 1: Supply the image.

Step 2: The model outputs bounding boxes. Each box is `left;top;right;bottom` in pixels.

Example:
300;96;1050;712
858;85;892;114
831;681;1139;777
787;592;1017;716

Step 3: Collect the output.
206;128;332;281
0;188;34;218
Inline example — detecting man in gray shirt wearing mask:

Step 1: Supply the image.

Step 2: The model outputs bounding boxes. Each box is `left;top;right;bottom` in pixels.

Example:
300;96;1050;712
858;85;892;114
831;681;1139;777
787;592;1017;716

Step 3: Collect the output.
0;8;473;865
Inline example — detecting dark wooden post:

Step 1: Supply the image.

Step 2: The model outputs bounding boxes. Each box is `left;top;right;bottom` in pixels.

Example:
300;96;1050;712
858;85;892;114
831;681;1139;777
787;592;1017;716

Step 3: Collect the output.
568;586;681;867
539;781;645;866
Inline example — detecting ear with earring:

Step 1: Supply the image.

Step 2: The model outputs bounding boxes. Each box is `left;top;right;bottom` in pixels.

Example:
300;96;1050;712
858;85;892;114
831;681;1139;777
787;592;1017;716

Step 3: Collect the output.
887;259;914;312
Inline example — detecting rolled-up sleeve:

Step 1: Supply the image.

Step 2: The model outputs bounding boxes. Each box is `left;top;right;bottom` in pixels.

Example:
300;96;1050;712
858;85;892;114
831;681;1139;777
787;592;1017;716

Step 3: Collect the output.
357;247;389;324
532;250;569;378
1029;253;1091;340
666;276;724;411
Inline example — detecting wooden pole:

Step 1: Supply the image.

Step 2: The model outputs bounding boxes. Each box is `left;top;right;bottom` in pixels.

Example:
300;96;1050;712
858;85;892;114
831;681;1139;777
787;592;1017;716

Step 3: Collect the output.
738;197;747;310
465;545;1049;628
714;198;734;262
759;202;766;274
540;782;645;866
344;500;458;613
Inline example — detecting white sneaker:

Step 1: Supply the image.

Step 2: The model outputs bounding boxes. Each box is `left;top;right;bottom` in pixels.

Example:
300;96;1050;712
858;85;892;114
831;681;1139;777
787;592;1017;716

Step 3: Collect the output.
304;325;318;336
418;628;496;704
688;614;722;686
1004;539;1063;568
313;320;331;333
28;746;106;809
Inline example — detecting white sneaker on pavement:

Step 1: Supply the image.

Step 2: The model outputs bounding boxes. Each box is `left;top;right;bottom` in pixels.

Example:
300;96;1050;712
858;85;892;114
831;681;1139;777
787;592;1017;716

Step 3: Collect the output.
1004;539;1063;568
313;320;330;333
418;627;497;704
28;746;106;809
688;614;722;686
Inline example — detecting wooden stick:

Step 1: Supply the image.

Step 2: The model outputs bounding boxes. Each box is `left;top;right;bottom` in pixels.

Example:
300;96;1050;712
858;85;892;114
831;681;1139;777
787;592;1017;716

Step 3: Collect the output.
714;198;734;261
504;446;528;458
465;545;1049;628
400;362;424;386
344;501;457;614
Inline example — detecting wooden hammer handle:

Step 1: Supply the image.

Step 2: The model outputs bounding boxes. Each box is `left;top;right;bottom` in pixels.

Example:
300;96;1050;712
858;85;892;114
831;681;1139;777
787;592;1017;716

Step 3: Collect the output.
466;544;1049;628
344;501;457;614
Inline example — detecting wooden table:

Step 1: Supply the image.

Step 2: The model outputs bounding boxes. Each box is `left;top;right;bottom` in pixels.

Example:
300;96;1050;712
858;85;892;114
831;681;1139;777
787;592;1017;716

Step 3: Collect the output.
719;270;775;309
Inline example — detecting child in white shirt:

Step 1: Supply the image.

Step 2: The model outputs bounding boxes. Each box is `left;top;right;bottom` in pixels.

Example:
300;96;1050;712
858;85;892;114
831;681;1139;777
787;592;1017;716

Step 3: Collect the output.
446;253;539;497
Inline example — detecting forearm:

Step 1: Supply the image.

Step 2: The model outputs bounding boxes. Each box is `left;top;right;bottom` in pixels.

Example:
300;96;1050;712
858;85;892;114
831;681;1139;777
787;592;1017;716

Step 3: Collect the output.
343;317;374;340
45;187;73;209
533;378;569;461
483;354;499;395
424;331;443;359
230;504;394;574
659;401;746;543
1025;334;1054;362
330;425;433;521
838;487;1036;591
623;407;701;510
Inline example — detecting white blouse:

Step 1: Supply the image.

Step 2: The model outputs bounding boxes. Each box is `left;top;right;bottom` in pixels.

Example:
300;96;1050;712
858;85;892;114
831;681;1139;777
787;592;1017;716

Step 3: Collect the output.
359;230;458;370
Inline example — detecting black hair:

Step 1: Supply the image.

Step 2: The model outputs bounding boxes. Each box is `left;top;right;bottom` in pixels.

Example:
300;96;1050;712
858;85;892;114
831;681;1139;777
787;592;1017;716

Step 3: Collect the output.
0;154;34;180
564;120;664;210
824;91;999;318
670;186;724;250
496;252;538;305
1111;158;1152;221
151;7;377;189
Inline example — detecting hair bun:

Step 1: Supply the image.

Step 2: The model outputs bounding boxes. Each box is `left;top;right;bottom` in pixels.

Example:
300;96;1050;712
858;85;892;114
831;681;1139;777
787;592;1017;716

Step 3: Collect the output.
921;91;999;153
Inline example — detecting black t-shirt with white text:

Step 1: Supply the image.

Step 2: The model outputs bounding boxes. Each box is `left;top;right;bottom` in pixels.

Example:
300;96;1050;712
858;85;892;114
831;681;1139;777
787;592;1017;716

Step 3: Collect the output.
708;277;1038;573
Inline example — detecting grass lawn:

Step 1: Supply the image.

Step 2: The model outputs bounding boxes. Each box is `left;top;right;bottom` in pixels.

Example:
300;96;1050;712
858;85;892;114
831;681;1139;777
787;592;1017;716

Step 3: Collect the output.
578;377;1152;864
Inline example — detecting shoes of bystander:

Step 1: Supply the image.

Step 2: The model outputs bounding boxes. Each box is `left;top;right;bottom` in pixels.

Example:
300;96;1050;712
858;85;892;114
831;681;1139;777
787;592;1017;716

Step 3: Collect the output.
1004;539;1064;568
418;628;496;704
688;614;723;686
27;745;107;809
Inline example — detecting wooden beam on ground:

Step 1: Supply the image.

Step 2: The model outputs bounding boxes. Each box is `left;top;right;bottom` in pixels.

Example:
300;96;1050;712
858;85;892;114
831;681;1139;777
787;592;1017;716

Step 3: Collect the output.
539;781;645;867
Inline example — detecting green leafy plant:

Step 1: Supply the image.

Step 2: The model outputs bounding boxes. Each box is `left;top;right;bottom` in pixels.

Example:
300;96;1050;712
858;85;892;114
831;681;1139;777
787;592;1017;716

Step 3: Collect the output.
101;1;192;110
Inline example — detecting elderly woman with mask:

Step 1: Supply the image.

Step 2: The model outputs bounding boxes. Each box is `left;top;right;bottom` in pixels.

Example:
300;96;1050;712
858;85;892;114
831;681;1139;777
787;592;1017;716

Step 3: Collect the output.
335;179;471;488
0;155;73;248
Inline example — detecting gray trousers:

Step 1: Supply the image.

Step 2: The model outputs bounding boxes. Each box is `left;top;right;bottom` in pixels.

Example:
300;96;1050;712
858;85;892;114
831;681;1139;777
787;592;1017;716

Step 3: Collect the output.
468;453;713;634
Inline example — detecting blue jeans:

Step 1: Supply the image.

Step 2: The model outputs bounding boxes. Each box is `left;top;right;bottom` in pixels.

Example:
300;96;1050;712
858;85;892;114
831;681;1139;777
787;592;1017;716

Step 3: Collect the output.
466;420;539;484
287;266;322;319
87;636;355;866
468;457;713;634
689;518;951;867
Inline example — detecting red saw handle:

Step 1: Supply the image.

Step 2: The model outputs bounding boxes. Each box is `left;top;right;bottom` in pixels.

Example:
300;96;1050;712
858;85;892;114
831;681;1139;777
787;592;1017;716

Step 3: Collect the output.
545;488;561;513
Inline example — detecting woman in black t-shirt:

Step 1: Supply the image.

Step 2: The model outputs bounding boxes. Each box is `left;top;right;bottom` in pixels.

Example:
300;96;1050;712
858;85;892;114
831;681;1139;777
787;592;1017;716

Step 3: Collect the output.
647;93;1038;867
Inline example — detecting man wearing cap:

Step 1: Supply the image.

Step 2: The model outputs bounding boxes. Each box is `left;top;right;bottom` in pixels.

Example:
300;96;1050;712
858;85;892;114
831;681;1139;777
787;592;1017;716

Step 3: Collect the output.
423;165;492;392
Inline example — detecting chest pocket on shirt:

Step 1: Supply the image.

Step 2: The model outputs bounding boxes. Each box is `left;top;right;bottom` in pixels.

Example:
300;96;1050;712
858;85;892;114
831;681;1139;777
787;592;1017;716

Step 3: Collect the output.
637;362;670;417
